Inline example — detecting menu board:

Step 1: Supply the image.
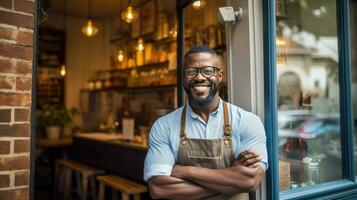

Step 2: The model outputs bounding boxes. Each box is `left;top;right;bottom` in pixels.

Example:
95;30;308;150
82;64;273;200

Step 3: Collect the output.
36;68;64;108
37;26;65;108
38;27;65;68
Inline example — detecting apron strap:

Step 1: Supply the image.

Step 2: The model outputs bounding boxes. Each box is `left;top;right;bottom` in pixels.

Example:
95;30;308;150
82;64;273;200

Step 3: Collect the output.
180;105;187;139
223;102;232;137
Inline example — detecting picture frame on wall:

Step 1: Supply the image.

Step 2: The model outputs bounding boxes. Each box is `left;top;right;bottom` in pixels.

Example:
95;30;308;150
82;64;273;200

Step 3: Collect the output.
131;7;140;38
139;0;157;35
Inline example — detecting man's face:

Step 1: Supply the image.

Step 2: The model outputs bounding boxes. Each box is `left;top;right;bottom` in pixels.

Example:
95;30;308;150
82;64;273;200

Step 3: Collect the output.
183;52;223;106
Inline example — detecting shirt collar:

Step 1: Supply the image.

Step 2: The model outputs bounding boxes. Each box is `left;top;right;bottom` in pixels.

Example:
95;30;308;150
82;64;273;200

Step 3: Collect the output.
186;98;223;119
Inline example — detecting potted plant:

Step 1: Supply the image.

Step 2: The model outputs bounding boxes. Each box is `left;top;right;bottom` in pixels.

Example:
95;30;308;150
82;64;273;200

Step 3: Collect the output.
37;104;79;139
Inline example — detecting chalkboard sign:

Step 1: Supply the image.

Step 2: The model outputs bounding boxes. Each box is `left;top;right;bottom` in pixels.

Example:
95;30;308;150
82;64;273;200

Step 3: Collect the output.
37;26;65;108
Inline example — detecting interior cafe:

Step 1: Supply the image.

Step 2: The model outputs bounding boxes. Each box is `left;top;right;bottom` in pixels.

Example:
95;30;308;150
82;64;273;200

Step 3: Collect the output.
0;0;356;199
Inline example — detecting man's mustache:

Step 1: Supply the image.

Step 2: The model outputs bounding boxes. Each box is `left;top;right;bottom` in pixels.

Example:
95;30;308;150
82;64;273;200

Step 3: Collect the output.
189;80;212;87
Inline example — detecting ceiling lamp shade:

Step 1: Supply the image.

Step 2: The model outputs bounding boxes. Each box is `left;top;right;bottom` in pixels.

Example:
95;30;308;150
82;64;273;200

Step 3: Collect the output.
192;0;205;10
82;19;98;37
136;38;145;51
82;0;98;37
60;64;66;76
121;0;138;24
117;50;124;62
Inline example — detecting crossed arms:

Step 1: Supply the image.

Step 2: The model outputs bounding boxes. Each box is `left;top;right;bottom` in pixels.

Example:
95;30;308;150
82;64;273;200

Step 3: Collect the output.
148;151;265;200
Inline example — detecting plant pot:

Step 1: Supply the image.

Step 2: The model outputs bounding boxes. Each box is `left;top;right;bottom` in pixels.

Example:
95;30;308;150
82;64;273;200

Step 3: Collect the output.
46;126;61;139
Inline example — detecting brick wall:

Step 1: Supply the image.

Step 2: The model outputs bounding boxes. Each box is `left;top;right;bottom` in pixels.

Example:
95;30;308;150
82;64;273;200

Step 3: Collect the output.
0;0;35;199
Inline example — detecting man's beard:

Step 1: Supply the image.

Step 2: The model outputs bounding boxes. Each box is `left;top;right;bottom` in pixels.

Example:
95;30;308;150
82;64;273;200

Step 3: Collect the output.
184;79;220;106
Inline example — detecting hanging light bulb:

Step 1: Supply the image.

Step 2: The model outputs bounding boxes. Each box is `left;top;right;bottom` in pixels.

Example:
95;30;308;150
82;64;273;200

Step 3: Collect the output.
117;50;124;62
60;64;66;76
192;0;205;10
136;38;145;51
121;0;138;24
82;19;98;37
82;0;98;37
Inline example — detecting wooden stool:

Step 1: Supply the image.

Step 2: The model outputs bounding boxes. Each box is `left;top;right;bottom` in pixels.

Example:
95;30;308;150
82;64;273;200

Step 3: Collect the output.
55;159;104;200
97;175;147;200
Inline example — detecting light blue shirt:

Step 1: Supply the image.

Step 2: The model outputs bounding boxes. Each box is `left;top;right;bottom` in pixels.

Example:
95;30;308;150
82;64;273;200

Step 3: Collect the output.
144;99;268;182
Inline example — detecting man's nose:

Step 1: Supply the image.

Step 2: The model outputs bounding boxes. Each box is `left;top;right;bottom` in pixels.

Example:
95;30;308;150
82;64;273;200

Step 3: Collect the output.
194;70;206;80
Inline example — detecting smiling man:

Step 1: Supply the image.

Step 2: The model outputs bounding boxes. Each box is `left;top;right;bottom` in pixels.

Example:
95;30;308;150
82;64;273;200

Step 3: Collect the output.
144;45;268;200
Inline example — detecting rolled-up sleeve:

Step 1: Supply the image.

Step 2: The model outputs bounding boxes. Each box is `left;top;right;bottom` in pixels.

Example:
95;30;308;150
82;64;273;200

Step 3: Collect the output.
144;119;175;182
239;112;268;170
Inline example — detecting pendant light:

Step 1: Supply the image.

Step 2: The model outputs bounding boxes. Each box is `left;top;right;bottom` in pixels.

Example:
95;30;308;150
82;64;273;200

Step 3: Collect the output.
121;0;138;24
82;0;98;37
192;0;205;10
117;50;124;62
60;0;66;76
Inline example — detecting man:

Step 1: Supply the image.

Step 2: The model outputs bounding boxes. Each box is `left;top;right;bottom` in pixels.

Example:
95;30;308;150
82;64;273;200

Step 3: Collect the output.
144;45;267;199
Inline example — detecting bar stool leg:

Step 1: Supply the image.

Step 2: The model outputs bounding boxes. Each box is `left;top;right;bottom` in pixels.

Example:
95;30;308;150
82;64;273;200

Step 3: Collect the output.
112;189;118;200
53;163;60;200
63;168;72;200
121;193;129;200
81;174;89;200
90;176;97;200
75;172;82;198
98;183;105;200
133;194;141;200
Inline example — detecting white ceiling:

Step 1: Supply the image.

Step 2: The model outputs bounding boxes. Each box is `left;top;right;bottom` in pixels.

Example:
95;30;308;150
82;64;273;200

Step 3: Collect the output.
47;0;142;19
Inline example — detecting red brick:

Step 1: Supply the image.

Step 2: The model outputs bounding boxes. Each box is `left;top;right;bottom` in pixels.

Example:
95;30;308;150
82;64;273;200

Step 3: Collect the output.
0;140;10;154
0;0;12;10
0;109;11;123
14;139;30;153
0;76;15;89
0;43;33;61
0;156;29;171
15;77;32;91
0;174;10;188
14;171;29;186
15;60;32;75
0;124;30;137
0;27;17;41
0;188;29;200
15;109;30;122
0;58;14;73
0;92;31;106
0;11;34;29
14;0;34;15
16;31;33;46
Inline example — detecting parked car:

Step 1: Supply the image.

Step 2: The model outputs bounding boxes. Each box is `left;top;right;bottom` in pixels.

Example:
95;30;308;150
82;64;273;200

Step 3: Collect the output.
278;110;318;147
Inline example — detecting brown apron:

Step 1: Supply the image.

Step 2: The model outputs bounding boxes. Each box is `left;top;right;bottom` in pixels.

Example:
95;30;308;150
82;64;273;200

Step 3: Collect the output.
176;102;248;200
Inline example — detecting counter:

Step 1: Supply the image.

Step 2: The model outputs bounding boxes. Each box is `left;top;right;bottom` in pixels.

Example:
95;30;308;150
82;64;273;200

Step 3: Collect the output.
69;133;149;191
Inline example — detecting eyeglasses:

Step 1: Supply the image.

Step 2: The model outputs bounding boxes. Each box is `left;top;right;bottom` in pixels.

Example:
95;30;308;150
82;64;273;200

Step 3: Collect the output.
184;66;221;78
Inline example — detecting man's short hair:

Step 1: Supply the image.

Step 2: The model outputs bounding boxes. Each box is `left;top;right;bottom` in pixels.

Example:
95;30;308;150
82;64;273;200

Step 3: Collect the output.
184;44;217;60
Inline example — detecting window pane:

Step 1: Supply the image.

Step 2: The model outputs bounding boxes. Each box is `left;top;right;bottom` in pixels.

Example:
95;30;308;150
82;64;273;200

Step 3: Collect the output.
276;0;342;191
351;1;357;175
183;0;228;101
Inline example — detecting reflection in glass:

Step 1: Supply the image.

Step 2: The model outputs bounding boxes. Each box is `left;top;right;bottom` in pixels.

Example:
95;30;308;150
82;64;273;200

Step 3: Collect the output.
351;1;357;175
183;0;228;101
276;0;342;191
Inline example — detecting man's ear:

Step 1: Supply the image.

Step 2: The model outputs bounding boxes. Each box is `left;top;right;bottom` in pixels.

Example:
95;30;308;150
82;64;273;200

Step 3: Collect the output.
218;69;223;82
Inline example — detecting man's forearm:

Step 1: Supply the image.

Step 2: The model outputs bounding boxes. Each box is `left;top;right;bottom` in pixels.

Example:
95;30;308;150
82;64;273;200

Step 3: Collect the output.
148;175;218;200
173;165;264;194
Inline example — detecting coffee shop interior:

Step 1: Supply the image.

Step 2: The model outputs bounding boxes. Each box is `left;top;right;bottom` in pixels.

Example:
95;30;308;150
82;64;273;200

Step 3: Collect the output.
34;0;227;199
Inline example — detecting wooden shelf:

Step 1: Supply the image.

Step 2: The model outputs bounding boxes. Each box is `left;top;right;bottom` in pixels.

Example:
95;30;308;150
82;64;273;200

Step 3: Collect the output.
97;61;169;74
81;84;176;93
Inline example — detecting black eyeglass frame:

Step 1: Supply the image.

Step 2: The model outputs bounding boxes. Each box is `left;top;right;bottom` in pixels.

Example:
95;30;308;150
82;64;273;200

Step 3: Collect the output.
183;66;222;78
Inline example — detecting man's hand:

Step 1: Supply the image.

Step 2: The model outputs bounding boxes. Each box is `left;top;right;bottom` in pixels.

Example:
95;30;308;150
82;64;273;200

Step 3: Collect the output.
234;150;262;168
172;164;190;179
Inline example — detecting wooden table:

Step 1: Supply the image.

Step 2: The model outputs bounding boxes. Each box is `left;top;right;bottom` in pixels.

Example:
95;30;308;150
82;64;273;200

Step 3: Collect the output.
36;137;73;148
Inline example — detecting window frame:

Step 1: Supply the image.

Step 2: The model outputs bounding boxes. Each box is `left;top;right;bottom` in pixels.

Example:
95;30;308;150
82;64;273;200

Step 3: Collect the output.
263;0;356;199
